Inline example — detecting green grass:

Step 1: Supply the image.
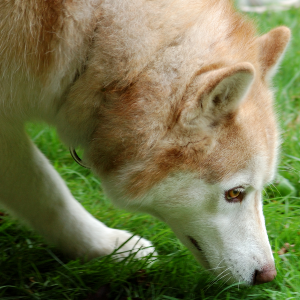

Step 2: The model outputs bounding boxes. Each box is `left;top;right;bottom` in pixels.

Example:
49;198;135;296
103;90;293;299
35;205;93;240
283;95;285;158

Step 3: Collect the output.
1;8;300;300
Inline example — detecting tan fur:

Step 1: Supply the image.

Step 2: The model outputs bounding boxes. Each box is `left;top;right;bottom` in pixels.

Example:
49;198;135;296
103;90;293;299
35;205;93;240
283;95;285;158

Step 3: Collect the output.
78;2;289;198
0;0;291;285
0;1;61;75
0;0;98;87
257;26;291;79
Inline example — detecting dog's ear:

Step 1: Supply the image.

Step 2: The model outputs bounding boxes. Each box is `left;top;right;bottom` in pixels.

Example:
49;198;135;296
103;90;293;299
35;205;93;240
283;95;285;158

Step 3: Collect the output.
181;62;254;129
256;26;290;80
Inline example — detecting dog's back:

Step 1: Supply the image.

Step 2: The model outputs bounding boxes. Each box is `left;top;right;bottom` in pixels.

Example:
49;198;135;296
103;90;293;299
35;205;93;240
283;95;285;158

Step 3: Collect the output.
0;1;97;122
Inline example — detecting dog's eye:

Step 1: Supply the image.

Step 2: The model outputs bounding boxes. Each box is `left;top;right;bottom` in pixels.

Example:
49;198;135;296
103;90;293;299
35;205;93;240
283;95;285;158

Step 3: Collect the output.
228;189;240;198
225;188;244;203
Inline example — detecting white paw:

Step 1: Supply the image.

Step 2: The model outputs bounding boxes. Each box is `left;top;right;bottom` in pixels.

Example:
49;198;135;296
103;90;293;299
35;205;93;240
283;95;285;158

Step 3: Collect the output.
108;229;157;260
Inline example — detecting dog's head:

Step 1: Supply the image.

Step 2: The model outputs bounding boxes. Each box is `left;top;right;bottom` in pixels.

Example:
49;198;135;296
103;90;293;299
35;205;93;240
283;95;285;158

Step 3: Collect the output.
60;18;290;285
85;26;290;285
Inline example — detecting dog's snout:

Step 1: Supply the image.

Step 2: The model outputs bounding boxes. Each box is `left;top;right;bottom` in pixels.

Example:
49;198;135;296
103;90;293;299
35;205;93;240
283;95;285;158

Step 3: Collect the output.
253;266;277;285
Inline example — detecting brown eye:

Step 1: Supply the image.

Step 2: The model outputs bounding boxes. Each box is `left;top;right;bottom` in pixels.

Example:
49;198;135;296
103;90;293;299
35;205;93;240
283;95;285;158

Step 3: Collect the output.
225;188;244;203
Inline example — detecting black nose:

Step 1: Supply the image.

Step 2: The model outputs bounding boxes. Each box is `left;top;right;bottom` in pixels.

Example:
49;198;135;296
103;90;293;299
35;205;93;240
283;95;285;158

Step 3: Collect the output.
253;266;277;285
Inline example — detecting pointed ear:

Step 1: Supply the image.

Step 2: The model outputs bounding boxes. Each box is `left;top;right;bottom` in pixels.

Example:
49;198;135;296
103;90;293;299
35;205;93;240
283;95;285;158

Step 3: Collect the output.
181;62;255;128
257;26;290;80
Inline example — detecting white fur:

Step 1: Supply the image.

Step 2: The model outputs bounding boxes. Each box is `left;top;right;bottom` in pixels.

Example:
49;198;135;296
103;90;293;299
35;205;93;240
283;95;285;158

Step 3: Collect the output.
102;154;275;285
0;1;156;261
0;121;155;260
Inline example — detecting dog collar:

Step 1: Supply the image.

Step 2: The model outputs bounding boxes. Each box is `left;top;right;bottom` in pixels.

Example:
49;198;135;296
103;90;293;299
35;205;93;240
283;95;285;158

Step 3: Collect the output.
69;147;91;169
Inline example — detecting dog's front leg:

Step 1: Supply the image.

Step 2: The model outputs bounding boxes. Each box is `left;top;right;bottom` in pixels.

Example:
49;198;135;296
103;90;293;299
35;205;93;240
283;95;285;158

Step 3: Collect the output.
0;124;155;260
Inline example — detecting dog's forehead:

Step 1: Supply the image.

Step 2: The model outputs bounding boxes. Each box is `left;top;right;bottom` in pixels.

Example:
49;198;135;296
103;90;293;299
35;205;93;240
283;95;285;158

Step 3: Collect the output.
121;96;278;198
218;154;270;191
198;100;278;185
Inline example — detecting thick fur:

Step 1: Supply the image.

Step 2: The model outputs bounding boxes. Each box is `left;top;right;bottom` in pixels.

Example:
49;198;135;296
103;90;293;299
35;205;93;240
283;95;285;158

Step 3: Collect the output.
0;0;290;285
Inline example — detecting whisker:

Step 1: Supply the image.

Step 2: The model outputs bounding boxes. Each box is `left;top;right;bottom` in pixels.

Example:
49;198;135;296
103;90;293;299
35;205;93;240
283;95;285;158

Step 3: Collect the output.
206;258;226;272
205;267;232;290
206;271;231;290
217;275;232;292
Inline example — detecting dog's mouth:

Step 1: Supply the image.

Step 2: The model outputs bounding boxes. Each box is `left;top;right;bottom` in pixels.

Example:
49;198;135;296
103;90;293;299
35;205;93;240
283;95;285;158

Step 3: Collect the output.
188;236;202;251
187;236;212;270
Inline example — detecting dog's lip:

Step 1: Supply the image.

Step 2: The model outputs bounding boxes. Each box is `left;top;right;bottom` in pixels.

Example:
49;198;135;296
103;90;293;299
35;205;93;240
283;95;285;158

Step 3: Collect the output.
188;236;202;251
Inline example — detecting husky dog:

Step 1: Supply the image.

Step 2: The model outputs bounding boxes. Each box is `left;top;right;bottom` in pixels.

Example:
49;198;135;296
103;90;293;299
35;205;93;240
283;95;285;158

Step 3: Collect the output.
0;0;290;285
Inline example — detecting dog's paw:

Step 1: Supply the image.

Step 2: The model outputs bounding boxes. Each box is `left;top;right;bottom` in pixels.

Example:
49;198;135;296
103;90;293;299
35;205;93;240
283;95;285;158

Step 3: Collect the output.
108;229;157;260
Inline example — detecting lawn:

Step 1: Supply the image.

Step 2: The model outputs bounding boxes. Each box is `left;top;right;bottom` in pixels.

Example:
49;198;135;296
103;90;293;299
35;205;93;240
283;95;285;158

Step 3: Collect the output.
1;7;300;300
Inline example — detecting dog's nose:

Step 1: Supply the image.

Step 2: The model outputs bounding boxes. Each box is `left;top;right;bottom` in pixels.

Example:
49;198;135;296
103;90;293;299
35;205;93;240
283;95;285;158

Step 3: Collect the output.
253;266;277;285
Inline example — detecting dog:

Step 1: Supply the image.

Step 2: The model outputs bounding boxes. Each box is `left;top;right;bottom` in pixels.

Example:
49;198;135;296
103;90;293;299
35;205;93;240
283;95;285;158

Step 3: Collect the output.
0;0;290;286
